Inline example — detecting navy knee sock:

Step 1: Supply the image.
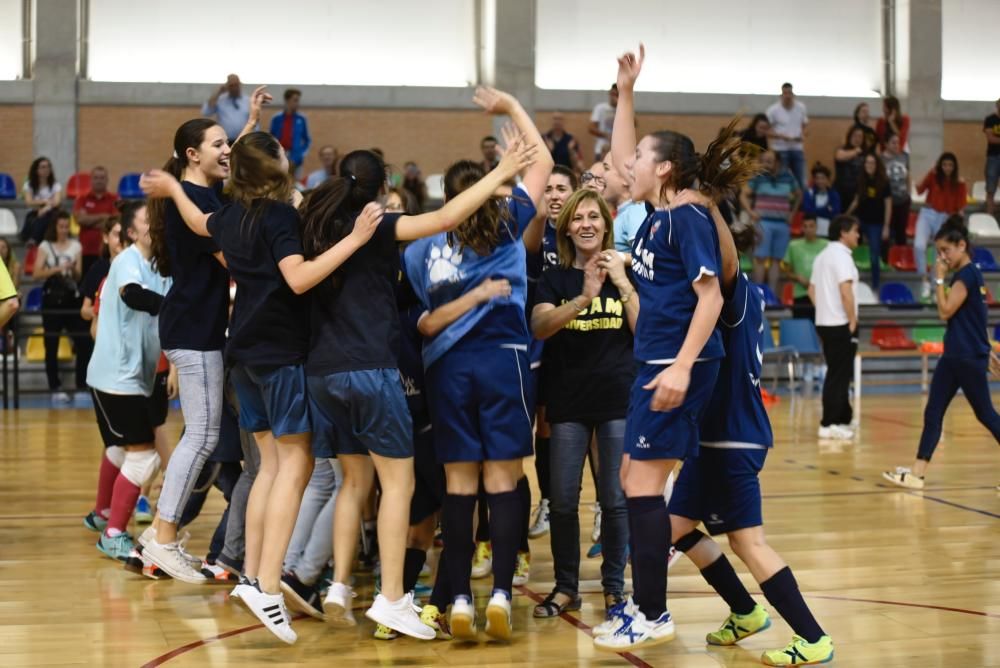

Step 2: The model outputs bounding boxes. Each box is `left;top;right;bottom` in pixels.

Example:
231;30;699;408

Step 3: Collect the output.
627;495;669;619
517;476;531;553
429;547;451;610
487;489;522;598
701;555;756;616
760;567;825;643
442;493;477;601
402;547;427;595
475;485;490;543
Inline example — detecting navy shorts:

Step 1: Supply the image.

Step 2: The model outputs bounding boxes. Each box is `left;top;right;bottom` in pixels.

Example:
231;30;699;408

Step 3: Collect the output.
426;345;535;463
668;446;767;535
231;364;311;438
624;359;720;461
411;425;444;525
307;369;413;459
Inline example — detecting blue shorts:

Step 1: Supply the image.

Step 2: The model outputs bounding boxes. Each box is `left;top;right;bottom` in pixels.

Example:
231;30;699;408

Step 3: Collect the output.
426;345;535;463
307;369;413;459
754;219;791;260
231;364;311;438
624;359;720;461
411;425;444;525
668;446;767;535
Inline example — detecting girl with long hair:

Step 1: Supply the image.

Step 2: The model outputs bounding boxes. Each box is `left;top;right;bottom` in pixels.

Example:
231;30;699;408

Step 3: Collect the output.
914;152;967;297
846;153;892;289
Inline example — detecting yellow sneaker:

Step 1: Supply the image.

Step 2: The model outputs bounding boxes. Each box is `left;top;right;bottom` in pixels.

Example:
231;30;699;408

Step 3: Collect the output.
471;541;493;579
512;551;530;586
761;635;834;666
706;604;771;646
373;623;398;640
419;604;453;640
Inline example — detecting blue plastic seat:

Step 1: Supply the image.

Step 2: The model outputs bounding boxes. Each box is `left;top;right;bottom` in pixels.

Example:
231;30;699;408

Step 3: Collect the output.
117;173;145;199
0;173;16;199
754;283;782;309
973;247;999;272
879;282;917;306
761;319;797;389
779;318;823;356
24;286;42;312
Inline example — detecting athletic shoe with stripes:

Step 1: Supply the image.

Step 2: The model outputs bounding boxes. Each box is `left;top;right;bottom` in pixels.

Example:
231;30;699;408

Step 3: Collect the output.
706;604;771;645
593;595;634;637
323;581;356;627
593;605;675;651
237;581;297;644
280;572;325;620
83;511;108;533
761;634;834;665
528;499;550;538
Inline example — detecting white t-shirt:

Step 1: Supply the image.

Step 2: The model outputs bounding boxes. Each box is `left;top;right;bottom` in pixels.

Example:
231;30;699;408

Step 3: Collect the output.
23;181;62;201
766;101;808;152
590;101;616;157
810;241;858;327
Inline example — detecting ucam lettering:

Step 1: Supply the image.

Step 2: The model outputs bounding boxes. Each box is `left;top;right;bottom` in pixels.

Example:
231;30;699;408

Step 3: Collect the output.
632;236;655;281
565;317;623;332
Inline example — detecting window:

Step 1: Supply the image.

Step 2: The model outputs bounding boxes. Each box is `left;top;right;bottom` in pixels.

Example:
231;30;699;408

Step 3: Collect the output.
0;0;22;80
942;0;1000;100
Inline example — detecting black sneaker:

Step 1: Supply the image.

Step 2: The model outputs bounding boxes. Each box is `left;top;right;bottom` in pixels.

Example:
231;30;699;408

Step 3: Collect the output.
280;572;326;620
216;552;244;577
123;545;169;580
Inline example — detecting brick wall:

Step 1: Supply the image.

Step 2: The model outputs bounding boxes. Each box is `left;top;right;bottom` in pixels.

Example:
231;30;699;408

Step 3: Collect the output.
0;106;34;185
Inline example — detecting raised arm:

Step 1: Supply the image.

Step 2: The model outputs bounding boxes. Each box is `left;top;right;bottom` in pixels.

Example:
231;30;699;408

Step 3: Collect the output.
418;277;511;338
234;86;272;144
933;259;968;321
522;208;547;254
610;44;644;186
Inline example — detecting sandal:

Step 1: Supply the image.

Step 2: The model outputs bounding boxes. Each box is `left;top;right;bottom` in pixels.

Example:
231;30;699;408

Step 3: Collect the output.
533;591;582;618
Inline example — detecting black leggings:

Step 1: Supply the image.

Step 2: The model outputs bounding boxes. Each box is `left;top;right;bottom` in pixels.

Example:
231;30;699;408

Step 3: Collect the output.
41;310;91;391
917;355;1000;461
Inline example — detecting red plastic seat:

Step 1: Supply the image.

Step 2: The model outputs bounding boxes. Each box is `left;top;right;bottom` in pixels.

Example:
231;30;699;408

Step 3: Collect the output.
987;285;998;306
789;211;804;237
781;282;795;306
66;172;92;199
870;321;917;350
888;245;916;271
906;211;917;238
23;244;38;275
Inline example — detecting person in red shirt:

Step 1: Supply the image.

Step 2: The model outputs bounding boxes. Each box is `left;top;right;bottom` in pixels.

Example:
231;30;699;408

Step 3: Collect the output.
875;96;911;153
73;166;121;275
914;152;967;297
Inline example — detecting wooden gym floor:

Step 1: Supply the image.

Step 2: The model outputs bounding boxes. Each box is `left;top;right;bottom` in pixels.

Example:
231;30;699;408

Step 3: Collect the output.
0;393;997;667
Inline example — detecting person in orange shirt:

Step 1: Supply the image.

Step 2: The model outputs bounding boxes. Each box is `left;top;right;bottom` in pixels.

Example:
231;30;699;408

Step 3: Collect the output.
914;152;966;298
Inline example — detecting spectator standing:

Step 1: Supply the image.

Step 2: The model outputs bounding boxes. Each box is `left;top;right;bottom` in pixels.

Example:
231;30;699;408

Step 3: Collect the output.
983;98;1000;216
269;88;311;178
766;83;809;188
801;163;841;237
875;96;910;152
741;151;801;292
544;112;585;172
21;156;63;244
202;74;252;142
783;217;828;320
401;162;428;211
479;135;501;173
305;145;339;191
852;102;878;154
846;153;892;289
915;152;967;297
73;166;121;276
834;126;866;210
588;84;618;161
739;113;770;155
881;133;911;248
809;215;861;441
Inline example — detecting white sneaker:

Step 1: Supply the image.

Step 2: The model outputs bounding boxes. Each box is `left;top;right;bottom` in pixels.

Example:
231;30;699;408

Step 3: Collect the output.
449;596;477;641
835;424;856;438
528;499;550;538
485;592;513;641
137;525;156;548
177;532;203;568
231;576;255;602
323;581;357;627
594;605;675;651
512;551;530;586
52;391;72;404
882;467;925;489
593;596;636;637
591;507;602;543
817;425;853;441
365;592;435;640
142;540;207;584
240;582;297;644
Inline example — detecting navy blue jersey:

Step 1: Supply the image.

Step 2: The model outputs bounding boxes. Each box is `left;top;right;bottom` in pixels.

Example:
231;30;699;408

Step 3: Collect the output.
542;220;559;270
944;262;990;359
700;273;773;449
398;305;431;430
630;204;724;363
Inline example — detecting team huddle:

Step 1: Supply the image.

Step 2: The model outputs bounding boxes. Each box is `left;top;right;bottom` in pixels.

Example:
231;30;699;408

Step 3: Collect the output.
81;46;838;665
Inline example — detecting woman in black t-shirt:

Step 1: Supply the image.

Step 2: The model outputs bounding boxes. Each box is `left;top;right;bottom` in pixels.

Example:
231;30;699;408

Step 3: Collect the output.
834;126;866;210
846;153;892;289
530;188;638;617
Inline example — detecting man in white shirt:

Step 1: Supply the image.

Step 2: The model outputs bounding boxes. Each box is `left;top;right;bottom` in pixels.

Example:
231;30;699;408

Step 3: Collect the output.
202;74;251;142
588;84;618;160
766;83;809;189
808;214;860;441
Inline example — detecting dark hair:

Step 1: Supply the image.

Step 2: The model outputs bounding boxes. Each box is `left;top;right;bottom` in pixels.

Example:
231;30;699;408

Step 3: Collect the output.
933;214;971;254
883;95;902;118
781;82;793;90
386;186;420;216
226;131;294;237
934;152;960;188
550;164;580;190
44;209;72;242
842;125;865;149
745;113;769;136
148;118;222;277
300;149;385;293
443;159;512;255
648;117;760;204
610;84;618;91
857;153;889;198
0;237;11;266
554;189;614;268
284;88;301;102
27;156;55;194
829;214;859;241
811;162;831;179
731;220;760;256
481;136;498;146
118;200;147;248
852;102;869;125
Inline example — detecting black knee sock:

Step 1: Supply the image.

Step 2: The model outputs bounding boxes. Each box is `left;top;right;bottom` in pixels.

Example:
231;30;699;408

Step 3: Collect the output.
627;495;669;619
517;476;531;553
429;547;451;610
534;435;551;499
486;489;522;597
701;555;756;616
760;567;825;643
475;486;490;543
402;547;427;595
442;493;477;601
627;507;639;594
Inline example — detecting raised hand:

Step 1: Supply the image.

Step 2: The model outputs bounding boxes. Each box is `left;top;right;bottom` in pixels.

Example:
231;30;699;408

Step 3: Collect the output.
474;277;512;303
494;122;521;160
582;253;607;299
349;202;384;246
496;132;539;180
248;85;273;122
140;169;181;199
616;43;645;91
473;86;517;116
597;249;628;286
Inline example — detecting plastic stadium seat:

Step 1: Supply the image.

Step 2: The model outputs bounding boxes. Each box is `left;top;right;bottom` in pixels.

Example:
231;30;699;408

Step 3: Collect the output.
66;172;92;199
754;283;782;308
911;186;926;205
0;173;16;199
856;281;879;305
906;210;917;238
117;173;144;199
972;180;987;202
879;282;917;306
25;327;73;362
425;173;444;201
781;282;795;307
23;245;37;275
779;319;823;356
789;211;804;237
0;208;16;236
986;285;998;306
853;245;871;271
913;323;945;346
969;212;1000;238
870;321;917;350
761;318;797;388
888;245;916;271
739;253;753;273
24;287;42;312
974;247;999;271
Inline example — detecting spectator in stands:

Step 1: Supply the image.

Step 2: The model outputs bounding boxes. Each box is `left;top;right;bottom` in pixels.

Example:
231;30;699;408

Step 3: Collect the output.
915;152;967;297
479;135;501;173
588;84;618;160
852;102;878;154
766;83;809;188
882;133;911;249
783;216;827;320
384;186;420;216
305;145;339;190
72;166;121;276
834;126;866;211
809;214;861;441
0;238;21;290
80;217;124;337
847;153;892;289
33;209;88;403
801;163;841;238
875;96;910;152
739;113;770;155
983;97;1000;216
0;254;18;329
202;74;252;142
544;112;585;172
269;88;311;177
742;150;801;292
401;162;428;211
21;156;63;245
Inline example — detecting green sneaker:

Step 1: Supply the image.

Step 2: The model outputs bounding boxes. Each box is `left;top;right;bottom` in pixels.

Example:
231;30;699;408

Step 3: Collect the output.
761;634;834;666
706;604;771;645
96;533;135;562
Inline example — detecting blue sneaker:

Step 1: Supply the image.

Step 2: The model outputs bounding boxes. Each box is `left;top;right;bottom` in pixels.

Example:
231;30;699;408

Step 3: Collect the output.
594;604;675;651
587;542;602;558
97;533;135;562
134;495;154;524
83;511;108;533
